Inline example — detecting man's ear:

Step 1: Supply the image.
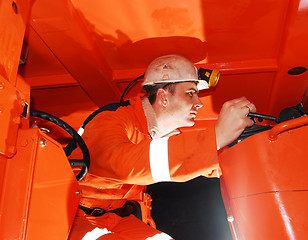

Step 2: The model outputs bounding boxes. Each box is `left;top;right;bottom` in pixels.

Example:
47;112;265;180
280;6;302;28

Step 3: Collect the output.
156;88;168;107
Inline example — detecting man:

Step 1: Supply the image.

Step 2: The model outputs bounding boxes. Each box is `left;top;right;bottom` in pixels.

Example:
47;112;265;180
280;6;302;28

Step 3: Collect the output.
68;54;256;239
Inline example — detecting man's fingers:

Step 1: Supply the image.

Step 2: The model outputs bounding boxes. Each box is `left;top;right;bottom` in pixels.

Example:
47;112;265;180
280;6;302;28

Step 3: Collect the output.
225;96;247;105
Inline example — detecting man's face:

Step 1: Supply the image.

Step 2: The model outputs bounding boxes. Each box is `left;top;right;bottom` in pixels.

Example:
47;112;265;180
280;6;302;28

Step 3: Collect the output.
165;82;203;128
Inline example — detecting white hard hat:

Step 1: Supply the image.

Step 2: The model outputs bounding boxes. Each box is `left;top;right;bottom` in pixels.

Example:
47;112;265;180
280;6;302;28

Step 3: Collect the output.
142;54;219;91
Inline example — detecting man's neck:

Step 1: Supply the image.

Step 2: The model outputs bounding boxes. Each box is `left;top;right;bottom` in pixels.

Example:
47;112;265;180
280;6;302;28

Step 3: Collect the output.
152;102;178;138
142;97;179;139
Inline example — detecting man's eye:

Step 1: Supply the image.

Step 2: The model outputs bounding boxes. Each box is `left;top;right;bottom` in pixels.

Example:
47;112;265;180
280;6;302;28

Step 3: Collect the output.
187;92;194;97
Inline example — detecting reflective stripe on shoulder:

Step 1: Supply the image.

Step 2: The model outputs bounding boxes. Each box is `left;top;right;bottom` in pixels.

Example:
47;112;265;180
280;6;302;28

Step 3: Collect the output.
82;227;112;240
77;127;85;136
149;137;171;182
145;232;173;240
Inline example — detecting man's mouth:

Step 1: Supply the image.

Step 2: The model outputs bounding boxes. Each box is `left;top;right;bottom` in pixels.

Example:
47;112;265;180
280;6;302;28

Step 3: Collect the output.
190;111;197;117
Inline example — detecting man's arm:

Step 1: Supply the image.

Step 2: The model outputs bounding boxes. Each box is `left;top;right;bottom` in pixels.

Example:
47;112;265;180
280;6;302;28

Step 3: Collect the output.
82;109;219;185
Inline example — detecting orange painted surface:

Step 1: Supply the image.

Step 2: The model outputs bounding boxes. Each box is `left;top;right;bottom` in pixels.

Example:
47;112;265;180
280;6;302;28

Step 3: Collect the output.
0;75;27;157
0;129;80;239
0;0;31;85
219;117;308;239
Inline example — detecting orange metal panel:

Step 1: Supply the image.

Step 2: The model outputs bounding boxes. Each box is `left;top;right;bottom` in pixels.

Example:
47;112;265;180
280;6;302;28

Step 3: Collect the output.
71;0;289;67
220;117;308;198
0;75;27;157
28;0;120;107
229;191;308;240
27;74;79;90
219;116;308;239
268;0;308;115
0;0;31;84
0;128;80;240
18;25;72;80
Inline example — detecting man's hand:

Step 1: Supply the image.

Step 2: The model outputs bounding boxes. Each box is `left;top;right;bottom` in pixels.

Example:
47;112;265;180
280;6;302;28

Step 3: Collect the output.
215;97;256;149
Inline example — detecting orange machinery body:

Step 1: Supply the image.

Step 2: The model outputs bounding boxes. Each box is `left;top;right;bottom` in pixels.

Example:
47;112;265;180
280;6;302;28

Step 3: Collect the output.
220;116;308;240
0;128;81;239
0;0;80;238
1;0;308;239
0;72;81;239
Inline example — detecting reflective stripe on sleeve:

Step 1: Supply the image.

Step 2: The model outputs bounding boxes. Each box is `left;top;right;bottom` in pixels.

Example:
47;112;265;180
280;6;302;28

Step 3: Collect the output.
82;227;112;240
149;137;171;182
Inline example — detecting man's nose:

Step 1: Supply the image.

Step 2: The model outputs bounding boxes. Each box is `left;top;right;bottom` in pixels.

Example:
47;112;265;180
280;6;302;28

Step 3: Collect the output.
194;98;203;110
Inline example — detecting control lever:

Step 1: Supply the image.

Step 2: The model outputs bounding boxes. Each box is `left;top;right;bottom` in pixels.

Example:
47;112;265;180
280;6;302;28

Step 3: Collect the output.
248;104;306;124
247;112;277;123
229;104;307;147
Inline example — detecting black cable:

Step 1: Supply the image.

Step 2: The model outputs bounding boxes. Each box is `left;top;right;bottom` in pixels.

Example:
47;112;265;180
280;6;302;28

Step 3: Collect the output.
30;109;90;181
228;124;273;147
120;74;144;103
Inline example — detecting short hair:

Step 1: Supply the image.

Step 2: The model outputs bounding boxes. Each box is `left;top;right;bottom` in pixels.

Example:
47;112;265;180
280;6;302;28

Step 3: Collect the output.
143;83;177;105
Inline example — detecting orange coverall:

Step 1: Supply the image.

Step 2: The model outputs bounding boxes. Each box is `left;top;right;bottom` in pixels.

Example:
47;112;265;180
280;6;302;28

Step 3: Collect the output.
68;95;218;239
